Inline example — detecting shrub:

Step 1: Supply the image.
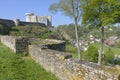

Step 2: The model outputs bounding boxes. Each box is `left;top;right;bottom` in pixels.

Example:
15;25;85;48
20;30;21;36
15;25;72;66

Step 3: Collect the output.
83;46;98;63
104;49;114;64
0;24;10;35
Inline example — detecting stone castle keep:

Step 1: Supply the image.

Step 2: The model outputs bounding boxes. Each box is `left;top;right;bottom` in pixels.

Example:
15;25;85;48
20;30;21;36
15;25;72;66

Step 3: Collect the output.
26;13;52;26
0;13;52;27
0;35;119;80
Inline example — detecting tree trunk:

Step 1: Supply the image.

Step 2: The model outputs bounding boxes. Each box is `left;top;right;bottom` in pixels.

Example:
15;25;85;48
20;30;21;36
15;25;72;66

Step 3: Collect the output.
98;26;104;65
74;19;81;60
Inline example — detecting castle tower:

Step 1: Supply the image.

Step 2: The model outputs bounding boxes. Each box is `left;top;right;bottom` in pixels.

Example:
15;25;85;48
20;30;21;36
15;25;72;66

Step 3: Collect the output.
25;13;34;22
25;13;52;26
47;16;52;26
13;19;20;26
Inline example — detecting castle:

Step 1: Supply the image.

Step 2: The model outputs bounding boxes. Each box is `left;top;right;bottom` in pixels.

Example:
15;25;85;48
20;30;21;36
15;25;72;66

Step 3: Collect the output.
25;13;52;26
0;13;52;27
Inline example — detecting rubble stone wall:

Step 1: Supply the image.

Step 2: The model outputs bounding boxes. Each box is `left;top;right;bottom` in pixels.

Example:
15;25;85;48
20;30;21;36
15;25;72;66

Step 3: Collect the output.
29;45;119;80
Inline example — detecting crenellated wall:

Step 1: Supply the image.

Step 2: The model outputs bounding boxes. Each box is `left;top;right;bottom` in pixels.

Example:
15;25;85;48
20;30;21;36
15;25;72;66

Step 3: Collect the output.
29;45;120;80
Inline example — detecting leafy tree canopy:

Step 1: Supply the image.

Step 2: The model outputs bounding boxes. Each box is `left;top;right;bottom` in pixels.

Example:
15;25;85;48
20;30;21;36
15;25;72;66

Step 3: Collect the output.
82;0;120;27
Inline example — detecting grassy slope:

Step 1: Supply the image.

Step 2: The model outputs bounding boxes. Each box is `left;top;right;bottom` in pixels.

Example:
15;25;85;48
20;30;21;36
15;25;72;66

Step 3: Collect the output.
10;26;61;39
0;43;58;80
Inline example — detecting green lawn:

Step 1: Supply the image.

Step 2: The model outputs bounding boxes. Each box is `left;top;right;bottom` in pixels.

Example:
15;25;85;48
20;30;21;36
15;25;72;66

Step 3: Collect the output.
0;43;58;80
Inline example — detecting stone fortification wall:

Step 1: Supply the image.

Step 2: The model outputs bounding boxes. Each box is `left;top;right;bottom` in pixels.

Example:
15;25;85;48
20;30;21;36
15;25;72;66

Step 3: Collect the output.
0;35;29;53
19;21;46;27
29;45;119;80
0;19;15;26
0;18;46;27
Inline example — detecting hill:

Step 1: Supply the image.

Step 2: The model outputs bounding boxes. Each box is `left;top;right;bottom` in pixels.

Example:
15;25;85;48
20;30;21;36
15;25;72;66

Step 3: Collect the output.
0;24;62;39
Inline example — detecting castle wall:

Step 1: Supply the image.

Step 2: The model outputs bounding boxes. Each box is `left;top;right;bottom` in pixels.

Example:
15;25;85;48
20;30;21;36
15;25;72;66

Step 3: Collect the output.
25;13;52;26
0;18;46;27
19;21;46;27
0;19;15;26
29;45;119;80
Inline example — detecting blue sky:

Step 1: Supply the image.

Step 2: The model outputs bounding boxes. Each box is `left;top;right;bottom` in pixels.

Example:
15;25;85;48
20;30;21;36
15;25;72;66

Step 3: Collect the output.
0;0;73;27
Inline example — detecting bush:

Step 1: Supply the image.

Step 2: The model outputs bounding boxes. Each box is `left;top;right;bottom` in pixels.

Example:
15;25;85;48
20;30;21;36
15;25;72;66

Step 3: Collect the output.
10;26;62;39
0;24;10;35
104;49;114;64
83;46;98;63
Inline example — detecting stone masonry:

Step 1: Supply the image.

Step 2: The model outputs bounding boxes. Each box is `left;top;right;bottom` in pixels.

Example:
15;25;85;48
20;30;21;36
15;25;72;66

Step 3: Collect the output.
0;35;119;80
26;13;52;26
29;45;120;80
0;35;29;53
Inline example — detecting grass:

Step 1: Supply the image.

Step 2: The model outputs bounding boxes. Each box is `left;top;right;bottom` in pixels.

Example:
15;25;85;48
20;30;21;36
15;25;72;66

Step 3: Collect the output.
65;44;78;59
90;42;120;55
0;43;58;80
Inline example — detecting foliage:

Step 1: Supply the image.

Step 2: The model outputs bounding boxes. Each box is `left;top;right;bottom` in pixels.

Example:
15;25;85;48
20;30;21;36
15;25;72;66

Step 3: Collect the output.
115;41;120;48
0;24;10;35
65;43;78;58
81;0;120;65
104;49;114;64
49;0;81;20
57;24;90;39
0;43;58;80
82;0;120;26
49;0;82;59
10;26;61;39
83;46;98;63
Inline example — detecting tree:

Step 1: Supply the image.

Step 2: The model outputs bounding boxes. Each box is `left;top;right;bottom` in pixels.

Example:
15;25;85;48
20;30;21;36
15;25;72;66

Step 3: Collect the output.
49;0;82;59
81;0;120;65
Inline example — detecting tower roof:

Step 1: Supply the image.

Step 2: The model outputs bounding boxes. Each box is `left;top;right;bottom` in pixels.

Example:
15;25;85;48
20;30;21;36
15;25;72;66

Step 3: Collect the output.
25;13;34;16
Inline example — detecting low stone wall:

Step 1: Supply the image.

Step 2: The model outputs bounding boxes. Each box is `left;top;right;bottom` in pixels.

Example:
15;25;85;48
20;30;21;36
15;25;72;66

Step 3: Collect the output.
30;39;66;52
29;45;119;80
0;35;29;53
41;39;66;52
